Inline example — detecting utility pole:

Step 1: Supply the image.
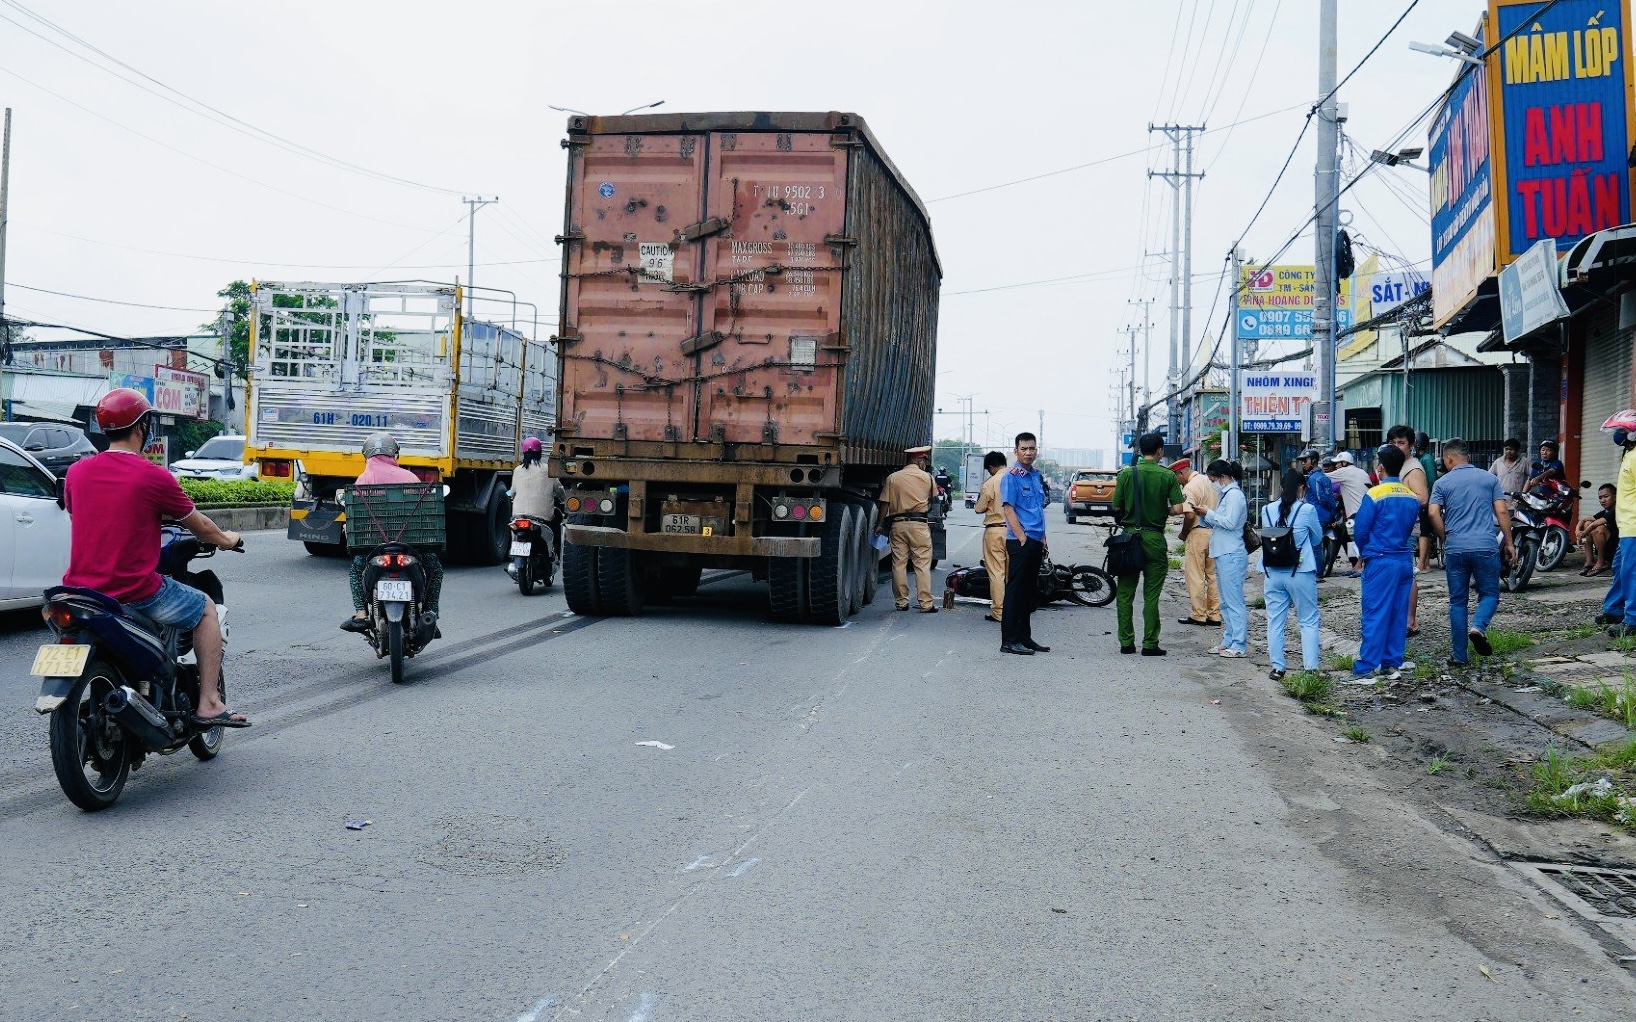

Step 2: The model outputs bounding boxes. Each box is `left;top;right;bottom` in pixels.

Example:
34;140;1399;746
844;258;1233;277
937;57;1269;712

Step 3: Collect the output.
0;108;11;375
1147;124;1205;444
1127;297;1154;430
1311;0;1340;452
1229;247;1243;466
462;195;499;320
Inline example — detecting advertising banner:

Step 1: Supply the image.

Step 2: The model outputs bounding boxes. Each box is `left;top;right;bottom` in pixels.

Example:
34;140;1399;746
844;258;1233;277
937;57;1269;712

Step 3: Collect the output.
1238;371;1316;434
108;372;155;404
154;366;209;420
1430;35;1498;328
1235;265;1354;341
1499;237;1572;341
1366;269;1432;314
1489;0;1636;266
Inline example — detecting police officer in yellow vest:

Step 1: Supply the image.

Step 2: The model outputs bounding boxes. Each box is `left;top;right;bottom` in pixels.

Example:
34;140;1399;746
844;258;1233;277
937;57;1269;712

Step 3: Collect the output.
877;445;938;612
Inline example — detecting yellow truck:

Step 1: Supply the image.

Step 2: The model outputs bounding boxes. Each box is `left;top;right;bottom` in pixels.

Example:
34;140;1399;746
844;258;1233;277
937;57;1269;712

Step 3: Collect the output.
244;282;554;563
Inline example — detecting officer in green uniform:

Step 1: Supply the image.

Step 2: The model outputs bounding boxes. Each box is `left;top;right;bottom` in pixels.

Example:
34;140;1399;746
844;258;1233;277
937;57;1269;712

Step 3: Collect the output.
1112;432;1187;655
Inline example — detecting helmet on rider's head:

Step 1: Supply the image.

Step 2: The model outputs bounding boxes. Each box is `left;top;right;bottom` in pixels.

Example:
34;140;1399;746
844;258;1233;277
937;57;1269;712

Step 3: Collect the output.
522;437;543;454
1602;410;1636;440
1297;448;1321;463
361;432;400;459
95;388;153;431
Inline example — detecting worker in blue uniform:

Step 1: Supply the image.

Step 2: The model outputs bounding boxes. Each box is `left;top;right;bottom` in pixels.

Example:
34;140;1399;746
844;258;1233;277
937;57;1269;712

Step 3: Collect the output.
1351;444;1421;680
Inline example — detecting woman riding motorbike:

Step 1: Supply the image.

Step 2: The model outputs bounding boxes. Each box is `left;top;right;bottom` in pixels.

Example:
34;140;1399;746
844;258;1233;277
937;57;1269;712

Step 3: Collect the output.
340;433;443;633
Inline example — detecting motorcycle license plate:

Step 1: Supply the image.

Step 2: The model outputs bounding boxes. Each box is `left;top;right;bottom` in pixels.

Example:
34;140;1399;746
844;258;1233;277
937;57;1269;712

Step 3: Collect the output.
662;514;700;534
509;541;533;557
375;579;414;602
31;644;90;678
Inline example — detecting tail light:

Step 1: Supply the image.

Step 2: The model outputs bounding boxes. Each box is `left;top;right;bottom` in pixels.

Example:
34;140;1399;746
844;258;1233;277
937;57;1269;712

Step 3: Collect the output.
566;495;616;514
259;460;293;478
512;519;534;531
772;497;827;522
410;467;441;483
42;604;75;631
371;553;419;568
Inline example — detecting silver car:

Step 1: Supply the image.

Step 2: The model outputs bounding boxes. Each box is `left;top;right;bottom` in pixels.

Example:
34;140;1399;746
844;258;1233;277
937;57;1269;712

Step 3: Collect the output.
169;435;257;480
0;435;71;610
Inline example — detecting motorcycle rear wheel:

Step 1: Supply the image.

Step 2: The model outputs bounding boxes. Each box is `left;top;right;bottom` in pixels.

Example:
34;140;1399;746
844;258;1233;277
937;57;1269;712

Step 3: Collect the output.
388;618;406;684
1067;565;1116;607
188;669;226;761
517;557;538;596
1503;538;1540;593
49;662;129;811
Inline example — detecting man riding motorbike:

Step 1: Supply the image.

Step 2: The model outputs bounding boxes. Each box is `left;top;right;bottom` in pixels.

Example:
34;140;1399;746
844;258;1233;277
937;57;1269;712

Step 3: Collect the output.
63;388;248;728
340;433;443;633
510;436;563;525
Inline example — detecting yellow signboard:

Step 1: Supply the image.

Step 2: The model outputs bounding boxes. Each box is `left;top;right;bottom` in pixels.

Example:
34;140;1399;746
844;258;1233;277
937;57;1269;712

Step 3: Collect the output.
1238;265;1354;310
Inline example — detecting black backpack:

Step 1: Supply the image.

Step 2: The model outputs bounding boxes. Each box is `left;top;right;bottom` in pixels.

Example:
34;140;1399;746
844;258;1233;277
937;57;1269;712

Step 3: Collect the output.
1259;503;1301;569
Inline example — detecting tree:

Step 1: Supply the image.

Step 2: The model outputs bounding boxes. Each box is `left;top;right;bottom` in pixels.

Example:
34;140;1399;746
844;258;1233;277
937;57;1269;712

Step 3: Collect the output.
202;280;252;378
0;320;28;364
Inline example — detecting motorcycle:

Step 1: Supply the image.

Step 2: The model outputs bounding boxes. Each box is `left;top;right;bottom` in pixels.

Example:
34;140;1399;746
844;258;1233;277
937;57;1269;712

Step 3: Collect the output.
1529;478;1585;572
944;554;1115;608
1502;491;1543;593
32;527;241;811
359;542;438;683
506;514;559;595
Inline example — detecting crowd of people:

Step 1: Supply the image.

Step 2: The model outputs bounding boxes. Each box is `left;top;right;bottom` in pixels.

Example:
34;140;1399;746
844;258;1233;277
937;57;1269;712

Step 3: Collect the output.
890;414;1636;675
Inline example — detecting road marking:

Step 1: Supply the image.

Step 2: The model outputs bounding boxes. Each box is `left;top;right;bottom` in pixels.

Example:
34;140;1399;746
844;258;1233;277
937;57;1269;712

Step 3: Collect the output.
626;993;660;1022
681;855;710;872
513;996;555;1022
728;857;759;878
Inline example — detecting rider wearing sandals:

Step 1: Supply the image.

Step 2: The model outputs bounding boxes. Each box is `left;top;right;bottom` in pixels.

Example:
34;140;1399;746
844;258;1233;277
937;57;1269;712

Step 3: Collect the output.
340;433;444;635
62;388;248;729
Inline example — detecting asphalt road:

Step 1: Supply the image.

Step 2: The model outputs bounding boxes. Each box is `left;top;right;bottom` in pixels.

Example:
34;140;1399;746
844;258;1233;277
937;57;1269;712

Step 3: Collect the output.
1;510;1633;1021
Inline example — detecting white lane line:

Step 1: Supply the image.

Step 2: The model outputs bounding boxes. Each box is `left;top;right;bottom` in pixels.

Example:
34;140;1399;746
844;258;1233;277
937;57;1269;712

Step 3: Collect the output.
626;992;660;1022
514;996;555;1022
728;857;760;878
681;855;711;872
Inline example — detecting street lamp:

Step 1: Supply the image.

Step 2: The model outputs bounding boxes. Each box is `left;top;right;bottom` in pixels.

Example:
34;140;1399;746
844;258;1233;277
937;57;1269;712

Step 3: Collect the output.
1408;33;1485;67
548;100;666;116
1369;146;1429;173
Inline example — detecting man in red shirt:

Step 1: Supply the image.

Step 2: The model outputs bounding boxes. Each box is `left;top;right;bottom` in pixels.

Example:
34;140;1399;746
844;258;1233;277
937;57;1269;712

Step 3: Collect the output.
64;389;247;728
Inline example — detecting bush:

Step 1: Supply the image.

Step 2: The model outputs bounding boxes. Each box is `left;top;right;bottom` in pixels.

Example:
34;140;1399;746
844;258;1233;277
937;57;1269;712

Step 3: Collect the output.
179;479;295;509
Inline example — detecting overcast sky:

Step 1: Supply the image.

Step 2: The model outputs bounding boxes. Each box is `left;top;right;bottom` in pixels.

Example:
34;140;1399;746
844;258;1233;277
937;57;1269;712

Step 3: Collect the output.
0;0;1470;450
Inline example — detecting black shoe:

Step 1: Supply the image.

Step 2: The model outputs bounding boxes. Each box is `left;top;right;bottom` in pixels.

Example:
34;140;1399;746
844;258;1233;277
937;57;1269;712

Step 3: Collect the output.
1595;613;1616;626
1022;639;1051;652
1178;617;1208;626
1142;647;1168;656
1269;668;1286;681
1205;619;1222;626
1468;629;1492;656
896;605;910;612
1001;643;1035;655
920;606;938;614
1120;645;1136;654
341;616;370;633
1611;625;1636;639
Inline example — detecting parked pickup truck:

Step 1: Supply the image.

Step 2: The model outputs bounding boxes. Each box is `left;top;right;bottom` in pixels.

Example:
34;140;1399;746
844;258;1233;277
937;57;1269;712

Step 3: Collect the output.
1063;468;1119;523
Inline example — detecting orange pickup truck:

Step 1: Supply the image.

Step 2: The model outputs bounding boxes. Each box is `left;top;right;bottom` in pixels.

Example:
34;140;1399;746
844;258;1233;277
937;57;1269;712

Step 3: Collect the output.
1063;469;1119;524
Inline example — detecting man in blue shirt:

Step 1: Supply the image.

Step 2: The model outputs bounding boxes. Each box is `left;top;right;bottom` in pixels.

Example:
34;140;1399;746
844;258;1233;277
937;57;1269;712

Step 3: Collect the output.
1296;448;1337;525
1429;437;1514;666
1000;431;1049;655
1352;444;1421;680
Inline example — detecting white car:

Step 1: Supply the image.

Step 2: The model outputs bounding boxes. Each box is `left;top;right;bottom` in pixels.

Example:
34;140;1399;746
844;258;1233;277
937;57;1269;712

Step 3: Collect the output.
170;435;257;480
0;435;71;610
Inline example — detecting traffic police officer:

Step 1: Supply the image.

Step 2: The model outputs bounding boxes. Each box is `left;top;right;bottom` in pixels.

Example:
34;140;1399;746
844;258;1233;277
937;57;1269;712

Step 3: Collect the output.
877;445;938;612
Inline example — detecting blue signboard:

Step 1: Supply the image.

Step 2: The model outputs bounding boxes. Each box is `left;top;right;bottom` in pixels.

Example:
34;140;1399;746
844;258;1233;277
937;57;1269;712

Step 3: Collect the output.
1430;38;1496;327
1236;307;1354;342
1491;0;1636;265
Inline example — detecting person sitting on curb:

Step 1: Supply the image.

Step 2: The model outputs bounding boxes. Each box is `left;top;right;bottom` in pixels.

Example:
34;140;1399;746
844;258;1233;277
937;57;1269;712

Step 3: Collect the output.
1578;483;1617;577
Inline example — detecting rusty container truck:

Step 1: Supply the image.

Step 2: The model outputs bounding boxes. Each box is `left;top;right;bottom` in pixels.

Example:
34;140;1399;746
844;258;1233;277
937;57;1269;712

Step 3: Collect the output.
551;111;941;624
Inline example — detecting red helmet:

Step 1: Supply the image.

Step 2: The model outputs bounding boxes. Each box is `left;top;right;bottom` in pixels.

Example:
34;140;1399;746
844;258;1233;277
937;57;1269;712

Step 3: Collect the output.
95;388;153;431
1603;409;1636;434
522;436;543;454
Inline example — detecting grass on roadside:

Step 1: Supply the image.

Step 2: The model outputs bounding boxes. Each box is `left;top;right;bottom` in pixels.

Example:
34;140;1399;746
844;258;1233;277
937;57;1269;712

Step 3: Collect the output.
1413;660;1439;680
1564;674;1636;730
1613;633;1636;655
1563;623;1599;641
1427;752;1451;775
1486;629;1534;655
1167;557;1183;570
1279;671;1341;716
1342;726;1372;743
1327;652;1355;672
1522;743;1636;831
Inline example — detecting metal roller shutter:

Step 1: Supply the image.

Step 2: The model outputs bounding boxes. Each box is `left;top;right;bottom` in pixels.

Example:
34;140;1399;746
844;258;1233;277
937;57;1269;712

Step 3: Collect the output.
1578;305;1632;490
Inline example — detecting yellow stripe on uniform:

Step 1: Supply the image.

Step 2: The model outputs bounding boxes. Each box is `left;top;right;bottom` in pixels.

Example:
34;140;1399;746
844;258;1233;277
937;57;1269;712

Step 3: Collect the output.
1367;482;1416;500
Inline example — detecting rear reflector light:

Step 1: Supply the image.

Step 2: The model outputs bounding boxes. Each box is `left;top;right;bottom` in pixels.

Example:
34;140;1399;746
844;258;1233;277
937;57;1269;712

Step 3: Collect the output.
808;505;824;521
260;460;292;478
42;604;75;630
791;504;807;520
598;498;615;513
566;497;581;512
411;468;441;483
771;496;827;523
371;553;418;568
512;519;532;530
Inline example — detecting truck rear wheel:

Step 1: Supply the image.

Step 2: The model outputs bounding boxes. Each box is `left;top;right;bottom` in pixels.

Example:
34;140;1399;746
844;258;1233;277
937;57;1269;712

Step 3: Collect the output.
858;504;879;606
562;516;602;615
450;494;510;567
596;546;646;616
768;528;808;623
808;506;857;624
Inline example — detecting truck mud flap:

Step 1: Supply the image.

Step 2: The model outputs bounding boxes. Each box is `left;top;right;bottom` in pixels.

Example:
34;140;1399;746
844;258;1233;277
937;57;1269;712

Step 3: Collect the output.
289;500;345;545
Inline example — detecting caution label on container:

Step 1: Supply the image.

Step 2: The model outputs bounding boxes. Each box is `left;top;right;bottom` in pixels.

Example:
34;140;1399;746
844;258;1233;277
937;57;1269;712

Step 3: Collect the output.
638;243;674;283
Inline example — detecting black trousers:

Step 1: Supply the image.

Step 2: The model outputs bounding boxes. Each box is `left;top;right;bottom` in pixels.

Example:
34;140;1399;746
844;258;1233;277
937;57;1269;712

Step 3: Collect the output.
1002;537;1043;646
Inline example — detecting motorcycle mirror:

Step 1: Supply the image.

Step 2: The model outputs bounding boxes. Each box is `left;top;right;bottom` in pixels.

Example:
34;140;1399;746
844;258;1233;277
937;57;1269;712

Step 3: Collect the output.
442;484;452;496
1582;479;1593;488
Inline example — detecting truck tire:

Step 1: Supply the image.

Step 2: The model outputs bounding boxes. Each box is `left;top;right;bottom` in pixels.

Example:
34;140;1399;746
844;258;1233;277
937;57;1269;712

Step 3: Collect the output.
562;516;602;615
452;494;510;567
858;504;879;606
768;525;809;623
844;507;866;615
596;546;646;616
807;508;852;626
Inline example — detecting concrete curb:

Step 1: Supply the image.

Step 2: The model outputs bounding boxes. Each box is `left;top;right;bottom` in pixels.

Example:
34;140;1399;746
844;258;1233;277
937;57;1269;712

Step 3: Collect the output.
196;506;289;532
1448;670;1636;749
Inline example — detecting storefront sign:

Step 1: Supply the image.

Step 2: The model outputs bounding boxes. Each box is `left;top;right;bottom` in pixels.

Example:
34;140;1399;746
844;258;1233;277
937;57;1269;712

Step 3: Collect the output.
1499;237;1572;341
1238;371;1316;434
1431;33;1498;328
154;366;209;420
1236;265;1353;340
1489;0;1636;265
1367;270;1431;314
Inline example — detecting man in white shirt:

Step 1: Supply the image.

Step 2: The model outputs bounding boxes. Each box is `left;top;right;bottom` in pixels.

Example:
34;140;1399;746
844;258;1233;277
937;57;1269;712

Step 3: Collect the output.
1325;451;1371;576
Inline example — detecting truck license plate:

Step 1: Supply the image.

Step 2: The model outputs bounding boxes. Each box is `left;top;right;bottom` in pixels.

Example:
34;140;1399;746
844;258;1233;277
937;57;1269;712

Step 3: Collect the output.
509;541;533;557
31;644;90;678
375;579;414;602
662;514;701;534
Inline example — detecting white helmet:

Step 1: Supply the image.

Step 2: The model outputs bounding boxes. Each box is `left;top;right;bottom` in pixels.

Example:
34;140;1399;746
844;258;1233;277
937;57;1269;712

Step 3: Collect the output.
1333;451;1356;465
361;432;400;459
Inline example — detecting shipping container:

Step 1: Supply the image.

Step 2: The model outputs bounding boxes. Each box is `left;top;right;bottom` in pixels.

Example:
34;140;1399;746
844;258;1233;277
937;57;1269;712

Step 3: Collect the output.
551;111;942;623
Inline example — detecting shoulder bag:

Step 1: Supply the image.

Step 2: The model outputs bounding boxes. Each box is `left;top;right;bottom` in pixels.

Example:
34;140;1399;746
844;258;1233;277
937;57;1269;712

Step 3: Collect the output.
1233;489;1261;554
1106;464;1148;577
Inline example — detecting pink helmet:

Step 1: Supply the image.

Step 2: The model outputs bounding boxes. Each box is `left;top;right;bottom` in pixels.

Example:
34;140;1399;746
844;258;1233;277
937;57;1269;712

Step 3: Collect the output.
522;436;543;454
1602;410;1636;433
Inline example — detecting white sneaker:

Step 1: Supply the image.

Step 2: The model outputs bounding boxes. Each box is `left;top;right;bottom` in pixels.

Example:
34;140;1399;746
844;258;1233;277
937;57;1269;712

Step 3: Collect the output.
1398;660;1417;673
1207;645;1228;655
1374;666;1402;681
